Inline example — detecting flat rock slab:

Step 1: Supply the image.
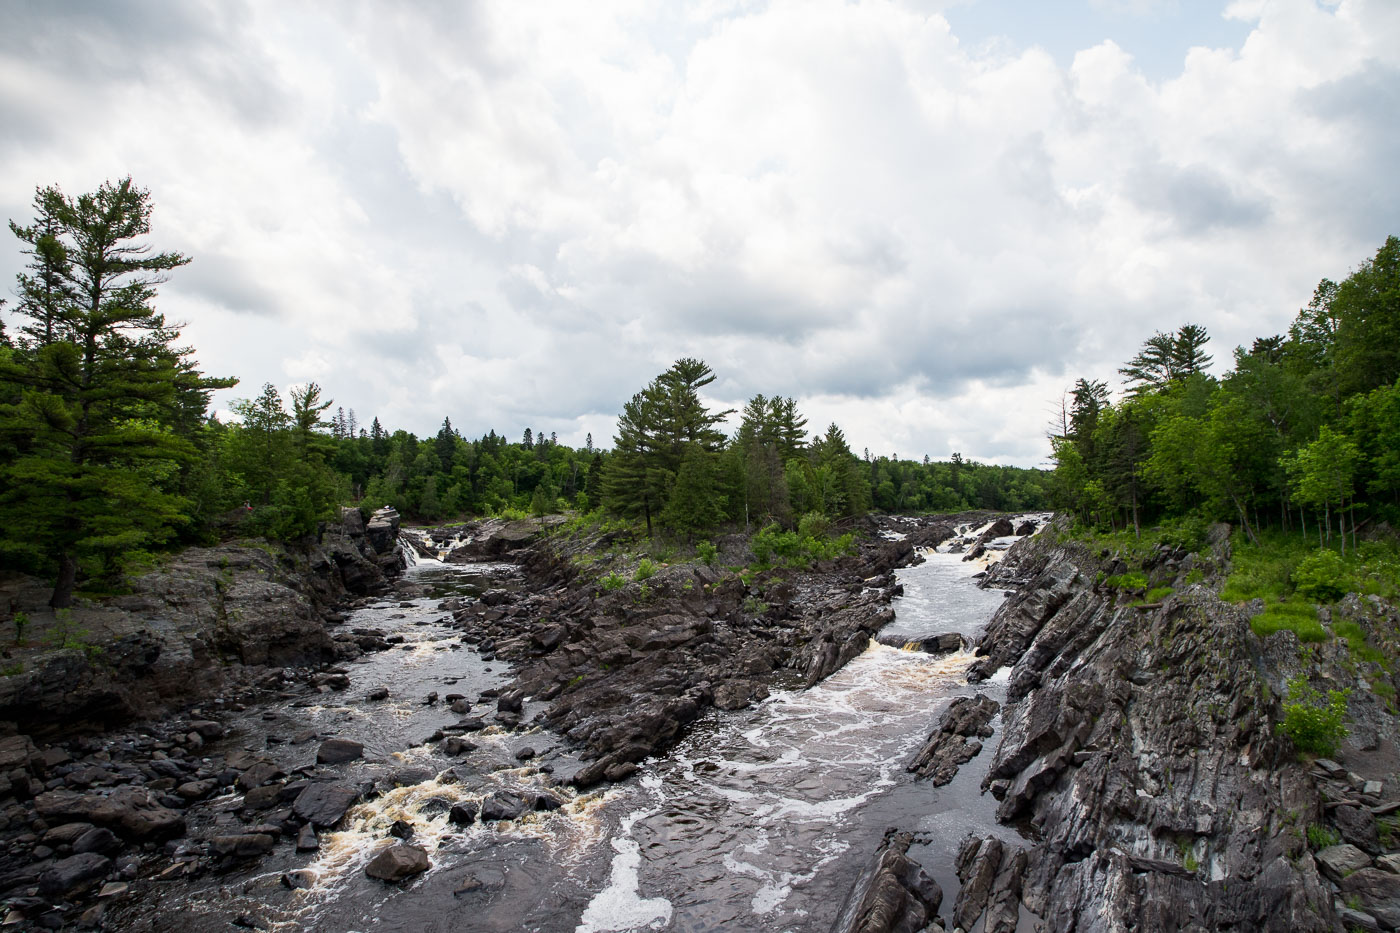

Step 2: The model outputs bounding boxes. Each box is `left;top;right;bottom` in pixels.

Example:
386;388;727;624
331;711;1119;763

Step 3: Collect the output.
365;844;429;882
211;833;276;858
1339;868;1400;928
38;853;112;896
33;786;185;840
293;783;360;827
1316;844;1372;882
316;738;365;764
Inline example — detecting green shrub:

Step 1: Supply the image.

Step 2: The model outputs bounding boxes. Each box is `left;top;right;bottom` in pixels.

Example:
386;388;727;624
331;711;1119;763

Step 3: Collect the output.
12;611;28;646
696;540;718;566
797;512;830;540
1278;676;1349;757
1104;571;1149;590
600;572;627;591
1144;587;1174;603
1159;514;1210;553
1306;824;1341;850
634;559;657;581
1293;550;1348;602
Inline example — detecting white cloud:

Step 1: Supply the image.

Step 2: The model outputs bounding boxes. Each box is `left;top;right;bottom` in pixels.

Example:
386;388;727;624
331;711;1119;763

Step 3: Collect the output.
1;0;1397;465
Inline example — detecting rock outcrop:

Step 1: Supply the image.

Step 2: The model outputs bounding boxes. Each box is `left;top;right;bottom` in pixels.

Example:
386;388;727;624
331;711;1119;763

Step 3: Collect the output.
925;520;1341;931
0;507;402;735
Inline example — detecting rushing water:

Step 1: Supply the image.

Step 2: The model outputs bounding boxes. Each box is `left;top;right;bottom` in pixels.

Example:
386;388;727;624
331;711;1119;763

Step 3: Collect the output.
119;522;1036;933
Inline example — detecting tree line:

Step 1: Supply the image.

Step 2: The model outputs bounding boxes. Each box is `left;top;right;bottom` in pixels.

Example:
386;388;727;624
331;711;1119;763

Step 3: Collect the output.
1052;235;1400;547
0;178;1048;607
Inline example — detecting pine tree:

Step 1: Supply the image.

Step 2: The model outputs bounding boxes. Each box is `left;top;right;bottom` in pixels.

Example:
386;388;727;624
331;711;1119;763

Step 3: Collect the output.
0;178;231;606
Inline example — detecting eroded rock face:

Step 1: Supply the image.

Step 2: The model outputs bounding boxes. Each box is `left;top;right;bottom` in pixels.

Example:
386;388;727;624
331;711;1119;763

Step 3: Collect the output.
953;522;1338;932
906;695;999;785
835;830;943;933
0;509;398;734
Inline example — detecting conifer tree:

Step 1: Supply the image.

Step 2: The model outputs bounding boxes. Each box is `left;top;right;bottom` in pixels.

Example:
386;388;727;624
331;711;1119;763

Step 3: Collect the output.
0;178;232;605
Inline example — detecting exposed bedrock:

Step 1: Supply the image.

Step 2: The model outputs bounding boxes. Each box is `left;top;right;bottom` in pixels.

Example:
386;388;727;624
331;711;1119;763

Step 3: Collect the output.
925;521;1341;932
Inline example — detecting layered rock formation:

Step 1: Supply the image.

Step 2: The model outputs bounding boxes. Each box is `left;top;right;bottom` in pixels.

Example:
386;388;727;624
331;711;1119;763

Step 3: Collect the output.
0;507;402;735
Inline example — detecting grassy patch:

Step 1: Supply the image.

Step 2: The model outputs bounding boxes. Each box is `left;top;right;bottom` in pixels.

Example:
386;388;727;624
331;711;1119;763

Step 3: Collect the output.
1144;586;1174;602
1334;620;1387;666
1306;824;1341;850
1104;571;1149;590
1251;599;1327;642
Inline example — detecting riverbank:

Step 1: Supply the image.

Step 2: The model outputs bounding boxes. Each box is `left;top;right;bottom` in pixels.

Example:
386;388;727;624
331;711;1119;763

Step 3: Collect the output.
861;517;1400;933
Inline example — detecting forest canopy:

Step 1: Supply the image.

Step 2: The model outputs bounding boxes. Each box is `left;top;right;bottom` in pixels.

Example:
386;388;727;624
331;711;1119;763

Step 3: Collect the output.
0;179;1048;606
1050;235;1400;549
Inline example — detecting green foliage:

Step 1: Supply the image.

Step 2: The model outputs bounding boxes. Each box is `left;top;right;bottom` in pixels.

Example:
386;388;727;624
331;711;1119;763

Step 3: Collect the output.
45;609;104;659
750;523;856;570
1251;599;1327;642
634;558;657;581
11;610;28;646
600;572;627;591
742;596;769;615
1144;586;1174;603
696;540;718;566
0;178;235;606
1278;676;1350;757
1049;235;1400;550
1103;571;1149;590
1333;620;1386;666
1293;550;1347;602
1306;824;1341;850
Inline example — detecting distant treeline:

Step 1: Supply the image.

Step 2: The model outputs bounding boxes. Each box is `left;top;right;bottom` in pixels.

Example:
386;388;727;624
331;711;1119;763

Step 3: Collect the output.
1052;235;1400;547
0;177;1046;606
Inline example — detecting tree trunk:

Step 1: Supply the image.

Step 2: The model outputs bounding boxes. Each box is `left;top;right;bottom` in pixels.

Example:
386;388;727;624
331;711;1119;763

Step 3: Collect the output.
50;552;77;608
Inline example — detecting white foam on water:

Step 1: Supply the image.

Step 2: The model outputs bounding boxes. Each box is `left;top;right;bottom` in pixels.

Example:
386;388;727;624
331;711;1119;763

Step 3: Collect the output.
576;810;674;932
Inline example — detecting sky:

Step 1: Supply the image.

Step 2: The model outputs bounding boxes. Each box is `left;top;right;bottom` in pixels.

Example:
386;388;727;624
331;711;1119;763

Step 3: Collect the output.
1;0;1397;467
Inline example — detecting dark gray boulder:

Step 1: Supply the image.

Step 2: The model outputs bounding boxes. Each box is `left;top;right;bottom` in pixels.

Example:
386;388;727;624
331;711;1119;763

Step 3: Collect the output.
364;844;429;882
292;783;359;827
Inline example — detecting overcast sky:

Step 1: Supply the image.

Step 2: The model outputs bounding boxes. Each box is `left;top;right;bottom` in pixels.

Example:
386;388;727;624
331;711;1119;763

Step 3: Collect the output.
2;0;1397;466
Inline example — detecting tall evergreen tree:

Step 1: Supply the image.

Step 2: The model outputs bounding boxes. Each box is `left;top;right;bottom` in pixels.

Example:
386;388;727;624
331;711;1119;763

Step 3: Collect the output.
0;178;231;605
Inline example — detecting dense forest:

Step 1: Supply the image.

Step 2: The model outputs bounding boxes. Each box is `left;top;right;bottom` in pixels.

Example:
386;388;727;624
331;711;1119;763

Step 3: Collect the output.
0;179;1048;606
1052;234;1400;547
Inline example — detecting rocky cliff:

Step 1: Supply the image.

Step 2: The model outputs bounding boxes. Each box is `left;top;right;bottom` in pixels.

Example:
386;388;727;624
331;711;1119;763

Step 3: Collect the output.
0;507;404;736
870;519;1400;933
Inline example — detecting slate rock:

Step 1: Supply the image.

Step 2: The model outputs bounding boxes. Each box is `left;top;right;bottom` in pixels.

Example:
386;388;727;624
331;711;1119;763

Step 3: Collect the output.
210;834;276;858
38;853;112;896
479;791;528;822
364;844;429;882
316;739;365;765
1317;844;1373;883
292;783;360;828
1340;868;1400;928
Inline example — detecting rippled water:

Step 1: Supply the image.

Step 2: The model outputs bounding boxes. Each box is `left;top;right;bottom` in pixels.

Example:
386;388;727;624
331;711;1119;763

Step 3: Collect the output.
575;550;1016;932
121;529;1030;933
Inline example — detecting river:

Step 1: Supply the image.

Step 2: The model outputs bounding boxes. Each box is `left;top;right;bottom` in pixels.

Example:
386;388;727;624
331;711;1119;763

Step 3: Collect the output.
117;519;1035;932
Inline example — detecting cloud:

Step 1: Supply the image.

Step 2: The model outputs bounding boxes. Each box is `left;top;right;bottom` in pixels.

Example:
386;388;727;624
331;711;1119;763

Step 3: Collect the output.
1;0;1398;466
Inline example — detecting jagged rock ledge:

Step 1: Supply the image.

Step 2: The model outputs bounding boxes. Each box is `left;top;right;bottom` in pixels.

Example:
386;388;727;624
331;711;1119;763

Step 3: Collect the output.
858;517;1400;932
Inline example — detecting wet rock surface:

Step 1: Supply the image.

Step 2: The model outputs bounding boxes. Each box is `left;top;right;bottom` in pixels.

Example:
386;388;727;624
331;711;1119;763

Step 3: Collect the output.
906;694;999;785
888;518;1376;932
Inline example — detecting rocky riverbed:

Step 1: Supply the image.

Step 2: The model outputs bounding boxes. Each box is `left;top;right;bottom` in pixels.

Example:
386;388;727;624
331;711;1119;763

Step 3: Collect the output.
0;509;1040;930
